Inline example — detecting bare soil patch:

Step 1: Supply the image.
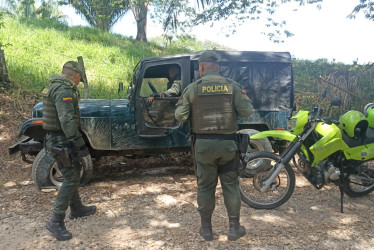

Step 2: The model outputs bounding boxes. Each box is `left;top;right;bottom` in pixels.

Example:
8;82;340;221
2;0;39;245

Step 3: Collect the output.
1;92;373;249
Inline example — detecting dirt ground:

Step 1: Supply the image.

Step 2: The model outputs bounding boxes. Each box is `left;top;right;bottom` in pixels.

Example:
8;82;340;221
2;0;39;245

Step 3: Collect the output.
1;92;374;249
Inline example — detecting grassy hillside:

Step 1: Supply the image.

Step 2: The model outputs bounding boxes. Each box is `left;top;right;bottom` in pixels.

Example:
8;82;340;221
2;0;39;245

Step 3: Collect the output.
0;17;200;99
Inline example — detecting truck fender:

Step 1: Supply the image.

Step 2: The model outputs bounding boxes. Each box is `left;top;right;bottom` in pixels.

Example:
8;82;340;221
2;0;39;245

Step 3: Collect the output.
17;118;43;137
250;130;296;142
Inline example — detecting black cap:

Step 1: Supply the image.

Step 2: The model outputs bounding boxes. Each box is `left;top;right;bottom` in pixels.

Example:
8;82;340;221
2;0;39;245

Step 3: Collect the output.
198;51;219;63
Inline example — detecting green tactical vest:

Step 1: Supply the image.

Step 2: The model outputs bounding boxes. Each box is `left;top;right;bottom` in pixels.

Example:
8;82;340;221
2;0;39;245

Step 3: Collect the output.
191;74;238;134
42;75;81;132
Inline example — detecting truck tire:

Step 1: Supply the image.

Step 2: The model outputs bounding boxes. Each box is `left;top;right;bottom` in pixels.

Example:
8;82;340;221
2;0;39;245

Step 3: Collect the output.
237;129;272;153
237;129;272;177
32;148;93;190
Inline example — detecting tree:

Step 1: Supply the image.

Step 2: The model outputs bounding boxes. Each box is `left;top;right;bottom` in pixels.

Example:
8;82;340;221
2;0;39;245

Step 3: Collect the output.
36;0;65;20
130;0;194;43
3;0;64;19
128;0;149;42
151;0;193;34
6;0;37;18
63;0;130;31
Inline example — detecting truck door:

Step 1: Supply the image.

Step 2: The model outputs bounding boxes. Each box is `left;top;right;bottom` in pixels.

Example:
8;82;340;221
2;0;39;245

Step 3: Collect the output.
134;57;190;137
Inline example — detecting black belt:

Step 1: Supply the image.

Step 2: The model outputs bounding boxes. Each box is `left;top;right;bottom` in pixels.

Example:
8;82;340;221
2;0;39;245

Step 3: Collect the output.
46;131;65;136
195;133;236;140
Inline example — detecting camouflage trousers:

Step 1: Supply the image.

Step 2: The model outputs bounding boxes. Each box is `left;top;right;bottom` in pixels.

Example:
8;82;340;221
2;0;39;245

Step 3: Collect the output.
45;133;82;216
194;139;241;217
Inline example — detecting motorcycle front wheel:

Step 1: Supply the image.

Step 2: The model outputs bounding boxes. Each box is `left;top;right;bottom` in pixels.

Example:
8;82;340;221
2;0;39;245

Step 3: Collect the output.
342;160;374;197
239;151;295;209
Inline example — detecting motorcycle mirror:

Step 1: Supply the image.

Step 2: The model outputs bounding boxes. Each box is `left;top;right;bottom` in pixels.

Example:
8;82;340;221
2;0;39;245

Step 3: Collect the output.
330;96;341;106
321;89;327;100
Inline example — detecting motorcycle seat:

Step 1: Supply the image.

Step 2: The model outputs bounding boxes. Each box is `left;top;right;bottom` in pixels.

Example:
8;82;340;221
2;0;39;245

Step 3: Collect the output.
342;130;365;148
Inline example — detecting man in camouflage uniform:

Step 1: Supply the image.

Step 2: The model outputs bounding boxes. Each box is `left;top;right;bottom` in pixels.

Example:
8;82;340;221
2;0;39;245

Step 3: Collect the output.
147;65;181;102
42;61;96;241
175;51;253;241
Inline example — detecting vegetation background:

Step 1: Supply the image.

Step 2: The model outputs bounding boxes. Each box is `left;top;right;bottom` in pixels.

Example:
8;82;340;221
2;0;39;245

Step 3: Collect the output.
0;15;373;116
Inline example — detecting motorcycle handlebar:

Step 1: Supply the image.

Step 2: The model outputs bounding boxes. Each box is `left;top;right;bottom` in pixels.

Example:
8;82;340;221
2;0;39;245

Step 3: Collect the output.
322;117;340;126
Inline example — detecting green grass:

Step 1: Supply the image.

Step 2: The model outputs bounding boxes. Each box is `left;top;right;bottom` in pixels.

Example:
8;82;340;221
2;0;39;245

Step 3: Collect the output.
0;17;193;99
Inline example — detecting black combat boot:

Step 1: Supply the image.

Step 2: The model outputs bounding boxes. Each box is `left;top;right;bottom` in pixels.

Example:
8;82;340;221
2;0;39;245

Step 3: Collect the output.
228;216;246;241
199;212;213;241
46;214;72;241
68;202;97;219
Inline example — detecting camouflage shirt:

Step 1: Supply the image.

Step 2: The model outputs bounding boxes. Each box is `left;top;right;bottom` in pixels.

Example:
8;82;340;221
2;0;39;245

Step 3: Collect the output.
163;79;181;97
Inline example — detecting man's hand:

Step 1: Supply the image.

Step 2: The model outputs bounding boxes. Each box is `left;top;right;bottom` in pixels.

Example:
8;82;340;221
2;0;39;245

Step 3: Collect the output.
147;96;155;103
77;145;90;157
147;93;164;103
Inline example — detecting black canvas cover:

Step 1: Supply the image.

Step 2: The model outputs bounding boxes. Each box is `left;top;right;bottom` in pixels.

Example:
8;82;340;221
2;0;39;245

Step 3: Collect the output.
191;51;293;112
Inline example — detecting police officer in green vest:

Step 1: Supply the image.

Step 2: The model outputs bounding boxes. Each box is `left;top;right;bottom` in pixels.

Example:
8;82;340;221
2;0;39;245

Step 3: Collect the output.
175;51;253;241
42;61;96;241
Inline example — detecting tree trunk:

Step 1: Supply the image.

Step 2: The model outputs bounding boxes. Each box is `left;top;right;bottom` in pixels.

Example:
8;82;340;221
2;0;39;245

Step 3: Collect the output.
0;49;10;89
136;17;147;42
132;1;148;42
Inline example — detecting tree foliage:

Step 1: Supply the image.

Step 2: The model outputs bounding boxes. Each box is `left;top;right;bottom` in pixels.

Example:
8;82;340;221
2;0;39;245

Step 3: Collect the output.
62;0;130;31
348;0;374;21
192;0;323;43
3;0;64;19
0;12;3;28
151;0;194;36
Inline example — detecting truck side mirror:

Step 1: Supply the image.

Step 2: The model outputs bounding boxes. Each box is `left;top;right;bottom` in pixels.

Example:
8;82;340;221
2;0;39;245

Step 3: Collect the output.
118;82;124;93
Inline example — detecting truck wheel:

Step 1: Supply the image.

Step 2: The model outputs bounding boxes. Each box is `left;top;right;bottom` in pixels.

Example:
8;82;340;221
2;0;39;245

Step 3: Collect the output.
237;129;272;177
237;129;272;153
32;148;93;190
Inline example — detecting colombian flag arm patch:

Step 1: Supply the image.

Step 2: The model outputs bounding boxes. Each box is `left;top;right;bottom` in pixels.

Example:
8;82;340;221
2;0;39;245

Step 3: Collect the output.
63;97;73;102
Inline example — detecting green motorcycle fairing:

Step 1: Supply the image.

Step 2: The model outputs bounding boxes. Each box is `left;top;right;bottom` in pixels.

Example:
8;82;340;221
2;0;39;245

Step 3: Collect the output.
290;110;309;135
309;122;349;166
344;143;374;161
250;127;311;162
250;130;296;141
250;110;309;141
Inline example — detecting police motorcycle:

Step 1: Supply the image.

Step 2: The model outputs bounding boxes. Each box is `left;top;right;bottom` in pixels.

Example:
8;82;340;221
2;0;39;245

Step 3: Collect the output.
239;90;374;211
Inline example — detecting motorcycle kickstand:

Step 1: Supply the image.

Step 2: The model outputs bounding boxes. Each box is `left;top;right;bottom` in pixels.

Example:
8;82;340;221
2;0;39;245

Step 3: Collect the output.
338;176;344;213
339;185;344;213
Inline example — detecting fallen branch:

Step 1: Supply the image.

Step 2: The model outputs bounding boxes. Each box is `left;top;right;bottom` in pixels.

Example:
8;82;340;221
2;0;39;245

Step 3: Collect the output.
13;100;27;120
319;76;370;103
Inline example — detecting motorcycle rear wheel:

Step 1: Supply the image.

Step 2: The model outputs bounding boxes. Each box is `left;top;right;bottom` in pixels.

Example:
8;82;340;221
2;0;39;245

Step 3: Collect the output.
239;151;295;209
342;160;374;197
